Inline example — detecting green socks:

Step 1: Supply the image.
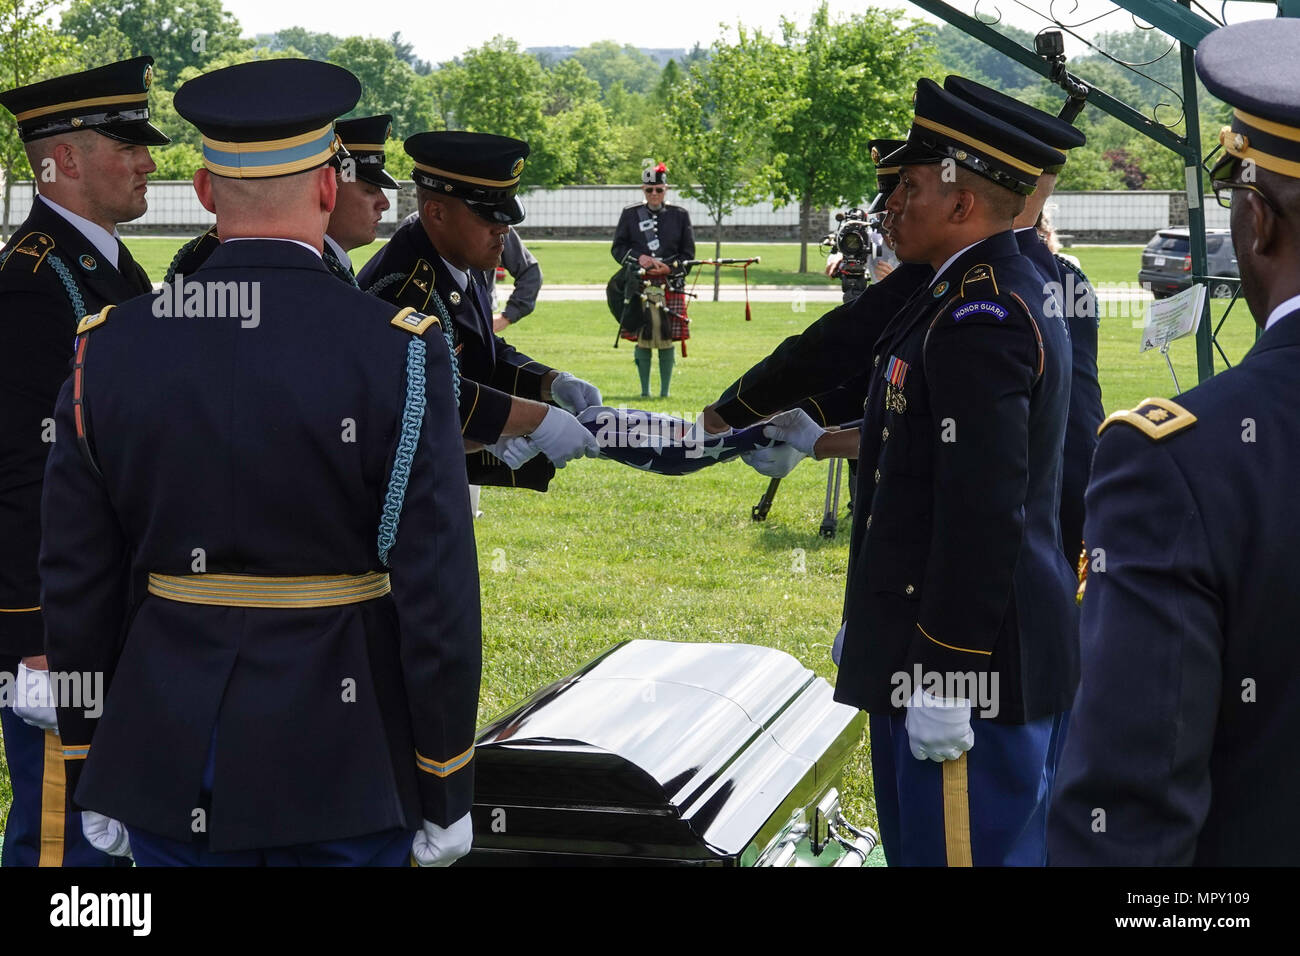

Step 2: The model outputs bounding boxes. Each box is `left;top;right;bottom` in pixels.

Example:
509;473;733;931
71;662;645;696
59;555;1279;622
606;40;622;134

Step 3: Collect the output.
658;347;675;398
634;348;651;397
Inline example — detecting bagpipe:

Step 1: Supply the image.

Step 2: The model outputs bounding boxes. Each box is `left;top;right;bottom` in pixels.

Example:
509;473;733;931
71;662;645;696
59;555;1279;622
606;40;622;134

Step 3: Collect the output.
606;257;761;356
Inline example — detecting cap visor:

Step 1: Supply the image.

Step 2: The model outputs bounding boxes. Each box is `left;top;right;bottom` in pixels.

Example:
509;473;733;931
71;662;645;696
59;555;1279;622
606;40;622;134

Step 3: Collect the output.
465;195;525;226
880;141;942;168
359;169;401;190
97;121;170;147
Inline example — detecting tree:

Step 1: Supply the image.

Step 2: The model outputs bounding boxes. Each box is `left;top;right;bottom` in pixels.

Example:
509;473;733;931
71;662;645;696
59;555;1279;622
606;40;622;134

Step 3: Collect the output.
390;31;432;75
571;41;661;95
59;0;251;81
263;28;341;61
328;36;439;138
1;0;75;240
768;4;935;272
434;38;553;185
665;30;784;300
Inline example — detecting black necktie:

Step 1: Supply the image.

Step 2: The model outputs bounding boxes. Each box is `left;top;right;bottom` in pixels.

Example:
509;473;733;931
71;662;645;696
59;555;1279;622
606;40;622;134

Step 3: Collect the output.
116;238;151;295
467;272;496;362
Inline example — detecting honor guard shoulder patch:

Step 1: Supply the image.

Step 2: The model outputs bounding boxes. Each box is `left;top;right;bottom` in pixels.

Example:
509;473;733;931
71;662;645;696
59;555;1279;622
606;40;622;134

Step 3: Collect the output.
2;231;55;272
390;306;441;336
76;305;114;335
952;300;1009;322
1098;397;1197;441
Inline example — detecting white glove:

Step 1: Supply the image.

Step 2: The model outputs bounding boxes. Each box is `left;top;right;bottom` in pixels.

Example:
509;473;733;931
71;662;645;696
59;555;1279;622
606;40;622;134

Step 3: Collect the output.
484;436;540;470
13;660;58;731
528;406;600;468
411;813;472;867
904;688;974;762
831;623;846;666
741;443;806;479
82;811;132;858
762;408;827;457
549;372;603;415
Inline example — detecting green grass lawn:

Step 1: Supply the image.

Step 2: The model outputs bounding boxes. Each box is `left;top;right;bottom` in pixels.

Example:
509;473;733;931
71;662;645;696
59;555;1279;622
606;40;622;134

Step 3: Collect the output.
0;244;1259;855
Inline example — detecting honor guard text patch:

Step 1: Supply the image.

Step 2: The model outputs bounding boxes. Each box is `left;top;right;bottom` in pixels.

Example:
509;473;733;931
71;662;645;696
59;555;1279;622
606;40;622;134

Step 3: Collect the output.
952;300;1009;322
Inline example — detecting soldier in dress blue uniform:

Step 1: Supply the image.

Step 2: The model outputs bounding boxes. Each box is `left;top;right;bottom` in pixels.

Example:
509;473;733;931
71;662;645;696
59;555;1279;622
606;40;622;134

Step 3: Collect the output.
39;58;481;866
0;56;166;868
358;131;601;491
611;161;696;397
759;78;1077;866
1049;19;1300;865
943;76;1102;567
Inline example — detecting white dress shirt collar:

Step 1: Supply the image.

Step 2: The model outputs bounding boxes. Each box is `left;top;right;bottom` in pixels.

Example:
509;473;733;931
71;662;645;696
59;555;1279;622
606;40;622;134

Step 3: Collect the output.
37;194;121;270
223;237;322;259
440;257;469;291
1265;293;1300;332
930;238;984;287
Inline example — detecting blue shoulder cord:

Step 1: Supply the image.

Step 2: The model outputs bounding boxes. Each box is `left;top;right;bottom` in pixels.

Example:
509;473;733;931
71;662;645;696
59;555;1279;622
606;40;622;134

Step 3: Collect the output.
375;293;462;566
47;254;86;319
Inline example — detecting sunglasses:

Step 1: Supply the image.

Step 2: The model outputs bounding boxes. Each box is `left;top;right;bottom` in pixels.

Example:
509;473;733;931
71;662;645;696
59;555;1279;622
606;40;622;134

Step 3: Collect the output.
643;186;665;194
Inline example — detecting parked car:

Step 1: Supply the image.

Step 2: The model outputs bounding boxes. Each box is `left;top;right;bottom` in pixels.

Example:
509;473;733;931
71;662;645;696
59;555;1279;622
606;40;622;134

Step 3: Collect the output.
1139;228;1239;299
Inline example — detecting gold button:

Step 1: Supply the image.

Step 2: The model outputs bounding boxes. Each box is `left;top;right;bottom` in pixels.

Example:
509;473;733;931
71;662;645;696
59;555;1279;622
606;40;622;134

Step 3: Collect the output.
874;469;881;483
904;585;914;595
865;515;872;529
873;354;880;367
881;427;889;441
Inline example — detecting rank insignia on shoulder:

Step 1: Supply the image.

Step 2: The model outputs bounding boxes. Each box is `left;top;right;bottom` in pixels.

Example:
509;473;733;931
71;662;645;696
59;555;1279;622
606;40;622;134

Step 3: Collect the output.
951;300;1008;322
931;280;949;298
390;306;441;336
2;231;54;272
960;263;999;296
76;305;114;336
1098;396;1197;441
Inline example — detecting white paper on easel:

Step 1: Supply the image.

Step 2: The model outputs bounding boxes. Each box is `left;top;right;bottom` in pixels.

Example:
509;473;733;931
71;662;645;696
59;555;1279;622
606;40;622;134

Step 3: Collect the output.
1141;283;1206;353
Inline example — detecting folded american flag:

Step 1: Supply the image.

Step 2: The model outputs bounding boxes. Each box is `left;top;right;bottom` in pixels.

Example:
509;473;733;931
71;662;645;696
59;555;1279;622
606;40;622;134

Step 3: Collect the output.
577;406;776;476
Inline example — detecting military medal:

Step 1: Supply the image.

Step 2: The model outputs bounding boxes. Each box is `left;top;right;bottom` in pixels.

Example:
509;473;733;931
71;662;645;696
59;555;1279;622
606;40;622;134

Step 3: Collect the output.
883;355;909;413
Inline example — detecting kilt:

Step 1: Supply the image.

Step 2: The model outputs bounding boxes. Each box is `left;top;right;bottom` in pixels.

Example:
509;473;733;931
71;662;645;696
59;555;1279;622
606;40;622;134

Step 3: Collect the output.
621;280;690;345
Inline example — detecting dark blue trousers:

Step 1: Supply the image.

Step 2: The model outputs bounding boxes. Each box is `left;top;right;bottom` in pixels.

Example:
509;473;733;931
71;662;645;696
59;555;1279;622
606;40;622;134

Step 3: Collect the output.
870;710;1062;866
1;656;122;867
126;723;414;867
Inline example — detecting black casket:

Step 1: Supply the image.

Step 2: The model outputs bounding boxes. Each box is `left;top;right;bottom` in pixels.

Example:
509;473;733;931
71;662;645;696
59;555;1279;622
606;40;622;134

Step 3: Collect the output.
461;640;878;866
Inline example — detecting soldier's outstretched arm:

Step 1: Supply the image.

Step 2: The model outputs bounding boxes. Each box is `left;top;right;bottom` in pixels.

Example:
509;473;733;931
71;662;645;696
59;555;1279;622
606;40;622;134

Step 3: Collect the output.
385;324;483;828
1048;425;1220;865
708;262;931;430
39;373;130;801
906;295;1039;679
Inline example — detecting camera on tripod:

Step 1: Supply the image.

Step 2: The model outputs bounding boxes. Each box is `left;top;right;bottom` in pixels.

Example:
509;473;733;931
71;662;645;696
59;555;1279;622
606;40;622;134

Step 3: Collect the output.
822;208;877;303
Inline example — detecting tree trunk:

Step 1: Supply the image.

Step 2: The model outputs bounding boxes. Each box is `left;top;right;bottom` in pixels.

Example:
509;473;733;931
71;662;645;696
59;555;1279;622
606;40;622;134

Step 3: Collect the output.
798;191;811;274
712;215;722;302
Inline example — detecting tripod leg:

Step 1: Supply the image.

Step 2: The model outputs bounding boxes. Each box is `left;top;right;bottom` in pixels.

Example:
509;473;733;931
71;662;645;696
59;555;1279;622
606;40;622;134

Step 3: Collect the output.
752;478;781;521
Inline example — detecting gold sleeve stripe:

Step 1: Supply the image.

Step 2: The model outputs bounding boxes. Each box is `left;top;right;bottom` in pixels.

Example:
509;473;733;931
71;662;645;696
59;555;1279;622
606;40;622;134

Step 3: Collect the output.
416;744;475;777
0;606;40;613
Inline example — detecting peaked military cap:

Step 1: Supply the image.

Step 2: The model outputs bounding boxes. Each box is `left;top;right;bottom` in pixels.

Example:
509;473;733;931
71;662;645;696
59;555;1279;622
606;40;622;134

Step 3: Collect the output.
406;131;529;225
336;114;400;190
642;160;668;185
884;78;1066;196
867;138;907;213
0;56;168;145
174;59;360;179
1197;18;1300;182
943;75;1085;173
